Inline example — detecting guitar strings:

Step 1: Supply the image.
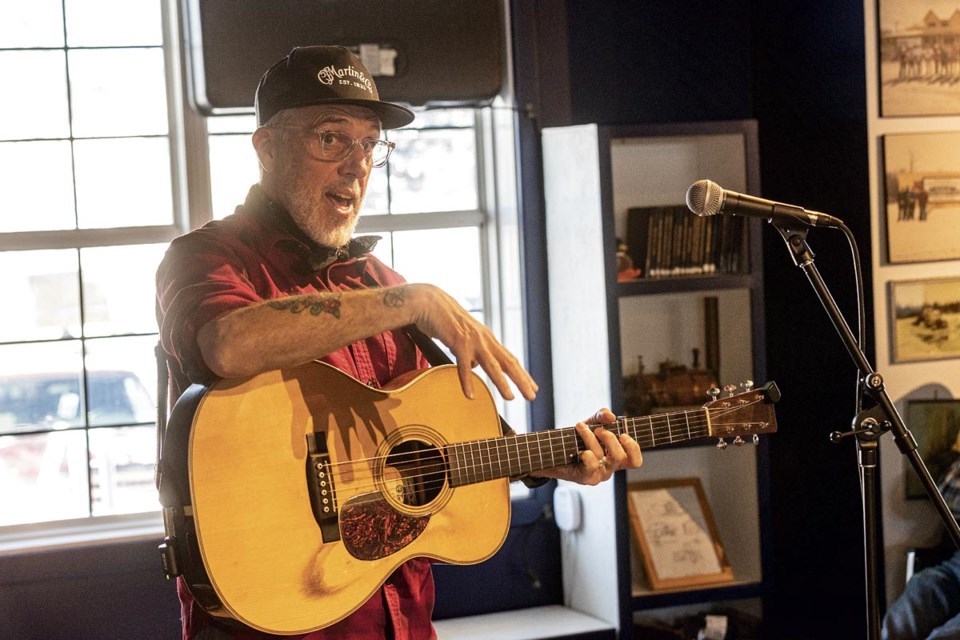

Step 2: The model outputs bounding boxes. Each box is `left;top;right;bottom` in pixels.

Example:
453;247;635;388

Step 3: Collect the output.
320;402;765;498
312;399;769;499
320;401;764;494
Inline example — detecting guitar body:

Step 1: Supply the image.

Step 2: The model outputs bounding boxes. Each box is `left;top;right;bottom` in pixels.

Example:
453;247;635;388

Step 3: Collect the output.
166;361;510;634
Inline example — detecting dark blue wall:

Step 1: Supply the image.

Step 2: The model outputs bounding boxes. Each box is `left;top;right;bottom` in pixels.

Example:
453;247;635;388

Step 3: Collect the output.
556;1;873;638
0;539;180;639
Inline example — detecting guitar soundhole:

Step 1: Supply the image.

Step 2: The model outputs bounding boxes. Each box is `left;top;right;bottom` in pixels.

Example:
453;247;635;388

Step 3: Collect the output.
385;439;446;508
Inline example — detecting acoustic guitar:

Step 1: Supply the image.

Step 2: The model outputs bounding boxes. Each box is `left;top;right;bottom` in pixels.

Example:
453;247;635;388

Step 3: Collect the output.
159;361;779;634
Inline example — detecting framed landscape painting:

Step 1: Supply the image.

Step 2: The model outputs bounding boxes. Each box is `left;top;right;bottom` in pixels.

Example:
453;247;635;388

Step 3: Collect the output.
889;277;960;363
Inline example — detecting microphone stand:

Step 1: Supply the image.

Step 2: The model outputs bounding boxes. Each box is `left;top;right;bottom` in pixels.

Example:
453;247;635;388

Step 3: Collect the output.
770;220;960;640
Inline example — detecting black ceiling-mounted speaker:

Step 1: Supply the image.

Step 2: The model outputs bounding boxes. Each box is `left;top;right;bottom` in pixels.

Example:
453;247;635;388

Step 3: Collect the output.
182;0;505;115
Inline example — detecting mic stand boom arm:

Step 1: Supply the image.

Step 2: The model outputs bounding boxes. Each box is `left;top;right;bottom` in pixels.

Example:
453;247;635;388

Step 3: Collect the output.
770;219;960;640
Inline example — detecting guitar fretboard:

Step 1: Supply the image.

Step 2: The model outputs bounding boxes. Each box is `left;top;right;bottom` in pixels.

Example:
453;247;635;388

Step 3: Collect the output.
444;408;711;487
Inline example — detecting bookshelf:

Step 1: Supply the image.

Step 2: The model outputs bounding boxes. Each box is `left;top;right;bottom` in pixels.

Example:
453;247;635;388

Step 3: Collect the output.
541;120;769;637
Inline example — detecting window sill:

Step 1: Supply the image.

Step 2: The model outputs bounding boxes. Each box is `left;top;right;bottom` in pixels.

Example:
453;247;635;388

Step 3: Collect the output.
434;605;614;639
0;511;164;557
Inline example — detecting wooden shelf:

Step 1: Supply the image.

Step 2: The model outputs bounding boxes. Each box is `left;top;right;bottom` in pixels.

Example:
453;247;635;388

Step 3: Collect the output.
617;272;761;296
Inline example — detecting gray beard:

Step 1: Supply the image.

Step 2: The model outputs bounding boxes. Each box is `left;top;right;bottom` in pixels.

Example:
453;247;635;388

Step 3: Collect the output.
279;165;361;249
288;195;357;248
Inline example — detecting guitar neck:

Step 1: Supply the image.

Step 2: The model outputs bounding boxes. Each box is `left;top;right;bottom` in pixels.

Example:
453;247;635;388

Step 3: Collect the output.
445;407;709;487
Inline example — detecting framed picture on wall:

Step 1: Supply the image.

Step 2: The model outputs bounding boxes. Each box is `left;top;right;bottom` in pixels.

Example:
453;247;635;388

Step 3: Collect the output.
881;132;960;263
626;478;733;591
877;0;960;117
905;399;960;500
889;277;960;363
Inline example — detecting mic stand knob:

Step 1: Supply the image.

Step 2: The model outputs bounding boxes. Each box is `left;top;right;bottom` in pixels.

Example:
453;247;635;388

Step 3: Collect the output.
829;416;886;444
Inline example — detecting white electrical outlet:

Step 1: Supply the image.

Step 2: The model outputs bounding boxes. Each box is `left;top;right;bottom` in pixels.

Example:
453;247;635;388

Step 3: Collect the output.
553;485;582;532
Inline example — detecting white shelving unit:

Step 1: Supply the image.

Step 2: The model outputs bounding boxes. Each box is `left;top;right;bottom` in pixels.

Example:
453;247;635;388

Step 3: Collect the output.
542;120;770;637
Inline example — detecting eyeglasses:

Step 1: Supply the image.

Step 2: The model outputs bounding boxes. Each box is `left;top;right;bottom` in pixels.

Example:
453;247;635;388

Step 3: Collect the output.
270;126;395;167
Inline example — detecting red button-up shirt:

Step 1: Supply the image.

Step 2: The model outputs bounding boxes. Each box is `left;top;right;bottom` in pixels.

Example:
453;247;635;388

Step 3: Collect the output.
156;186;435;640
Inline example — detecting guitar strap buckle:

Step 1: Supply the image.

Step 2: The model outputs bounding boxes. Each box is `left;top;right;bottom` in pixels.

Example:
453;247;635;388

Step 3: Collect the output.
159;506;183;579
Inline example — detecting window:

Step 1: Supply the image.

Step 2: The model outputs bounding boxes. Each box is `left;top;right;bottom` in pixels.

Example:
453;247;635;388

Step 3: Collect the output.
0;2;526;537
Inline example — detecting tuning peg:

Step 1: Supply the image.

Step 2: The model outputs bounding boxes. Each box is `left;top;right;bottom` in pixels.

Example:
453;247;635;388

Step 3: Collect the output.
723;384;737;397
740;380;754;391
733;436;745;446
716;438;728;450
708;387;720;400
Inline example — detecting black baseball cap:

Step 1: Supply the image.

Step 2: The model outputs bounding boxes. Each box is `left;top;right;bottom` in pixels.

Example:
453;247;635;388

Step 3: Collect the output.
254;46;415;129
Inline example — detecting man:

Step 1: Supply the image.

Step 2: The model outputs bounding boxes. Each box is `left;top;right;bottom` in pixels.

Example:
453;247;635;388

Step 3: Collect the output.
156;45;642;640
883;428;960;640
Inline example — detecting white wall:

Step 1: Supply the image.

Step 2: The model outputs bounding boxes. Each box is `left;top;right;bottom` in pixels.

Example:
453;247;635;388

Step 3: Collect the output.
862;0;960;607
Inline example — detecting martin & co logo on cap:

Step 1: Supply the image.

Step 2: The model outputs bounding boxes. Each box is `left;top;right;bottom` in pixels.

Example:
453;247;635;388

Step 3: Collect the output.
317;64;374;96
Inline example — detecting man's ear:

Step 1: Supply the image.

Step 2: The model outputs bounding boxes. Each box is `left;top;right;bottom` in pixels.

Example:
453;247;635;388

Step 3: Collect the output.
252;127;276;173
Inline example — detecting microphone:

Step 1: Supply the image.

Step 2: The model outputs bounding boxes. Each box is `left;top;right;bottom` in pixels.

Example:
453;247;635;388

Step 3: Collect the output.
685;179;844;229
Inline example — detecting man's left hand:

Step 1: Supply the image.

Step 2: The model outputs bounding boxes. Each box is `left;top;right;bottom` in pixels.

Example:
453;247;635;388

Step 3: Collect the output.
531;408;642;485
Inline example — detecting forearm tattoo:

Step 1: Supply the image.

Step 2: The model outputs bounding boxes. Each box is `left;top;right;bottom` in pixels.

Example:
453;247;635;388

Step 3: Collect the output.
269;294;341;318
383;286;405;308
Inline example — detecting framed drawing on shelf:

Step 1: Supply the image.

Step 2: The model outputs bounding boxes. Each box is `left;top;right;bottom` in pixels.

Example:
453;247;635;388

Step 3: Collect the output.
627;478;734;591
877;0;960;117
889;277;960;363
904;399;960;500
881;132;960;264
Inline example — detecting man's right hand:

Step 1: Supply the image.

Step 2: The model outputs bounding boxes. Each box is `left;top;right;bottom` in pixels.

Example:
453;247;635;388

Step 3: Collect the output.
408;283;538;402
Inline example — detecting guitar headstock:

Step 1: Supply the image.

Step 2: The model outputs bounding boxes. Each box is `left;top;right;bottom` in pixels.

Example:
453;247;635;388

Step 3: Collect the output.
703;381;780;444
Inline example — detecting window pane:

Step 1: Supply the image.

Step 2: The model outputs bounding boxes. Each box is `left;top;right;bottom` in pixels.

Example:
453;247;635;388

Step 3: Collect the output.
0;51;70;140
391;227;483;312
0;141;76;231
206;114;257;134
209;133;259;219
69;48;168;137
0;0;64;47
0;341;85;435
0;338;156;437
388;128;478;214
0;431;90;526
363;165;389;215
81;244;167;337
89;425;157;516
83;335;158;429
0;250;81;342
407;109;475;128
74;137;173;228
64;0;162;47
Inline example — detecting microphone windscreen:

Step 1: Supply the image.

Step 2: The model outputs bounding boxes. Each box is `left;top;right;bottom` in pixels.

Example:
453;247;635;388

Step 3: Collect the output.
685;179;724;216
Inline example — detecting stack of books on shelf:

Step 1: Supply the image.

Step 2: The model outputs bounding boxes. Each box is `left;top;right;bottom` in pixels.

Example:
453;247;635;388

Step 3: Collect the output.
624;205;747;279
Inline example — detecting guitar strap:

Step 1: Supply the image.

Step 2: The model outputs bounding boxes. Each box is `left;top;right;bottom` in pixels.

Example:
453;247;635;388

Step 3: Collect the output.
154;341;174;506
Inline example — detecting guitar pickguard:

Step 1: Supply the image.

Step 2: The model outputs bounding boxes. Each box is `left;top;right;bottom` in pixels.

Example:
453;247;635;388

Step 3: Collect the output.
339;494;429;560
339;434;449;560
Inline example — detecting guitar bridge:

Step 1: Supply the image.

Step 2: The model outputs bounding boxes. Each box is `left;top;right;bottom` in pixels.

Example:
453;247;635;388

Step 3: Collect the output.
306;432;340;543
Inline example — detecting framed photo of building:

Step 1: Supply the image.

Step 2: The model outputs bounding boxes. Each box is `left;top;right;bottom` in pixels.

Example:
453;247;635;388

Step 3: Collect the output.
626;478;734;591
905;399;960;500
881;132;960;263
889;277;960;363
877;1;960;117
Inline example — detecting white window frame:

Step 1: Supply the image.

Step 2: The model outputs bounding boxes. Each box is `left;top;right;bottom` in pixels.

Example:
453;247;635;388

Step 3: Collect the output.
0;0;530;553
